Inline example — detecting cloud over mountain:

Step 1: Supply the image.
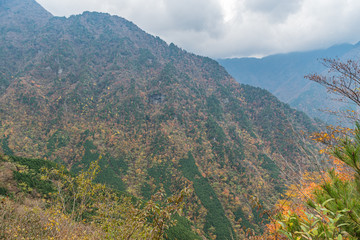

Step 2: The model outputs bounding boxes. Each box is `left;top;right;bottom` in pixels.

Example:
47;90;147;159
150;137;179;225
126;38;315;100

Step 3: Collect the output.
37;0;360;58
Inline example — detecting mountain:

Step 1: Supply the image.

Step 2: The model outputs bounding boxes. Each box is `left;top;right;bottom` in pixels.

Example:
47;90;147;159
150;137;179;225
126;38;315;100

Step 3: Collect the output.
0;0;322;238
0;0;51;26
218;43;360;125
0;0;52;92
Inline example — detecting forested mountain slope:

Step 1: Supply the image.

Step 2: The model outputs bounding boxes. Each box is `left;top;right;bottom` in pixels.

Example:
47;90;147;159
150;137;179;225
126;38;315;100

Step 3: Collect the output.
0;0;322;238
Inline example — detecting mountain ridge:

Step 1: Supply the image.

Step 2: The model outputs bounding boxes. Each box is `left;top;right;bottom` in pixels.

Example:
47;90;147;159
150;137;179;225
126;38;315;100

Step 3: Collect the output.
0;1;322;238
218;43;360;124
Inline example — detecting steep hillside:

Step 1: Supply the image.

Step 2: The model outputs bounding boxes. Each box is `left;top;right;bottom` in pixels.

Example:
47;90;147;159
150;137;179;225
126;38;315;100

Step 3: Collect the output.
218;43;360;124
0;153;201;239
0;0;321;238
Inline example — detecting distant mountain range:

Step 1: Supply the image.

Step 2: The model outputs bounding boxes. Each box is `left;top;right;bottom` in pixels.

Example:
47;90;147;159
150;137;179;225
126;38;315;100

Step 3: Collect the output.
218;43;360;125
0;0;322;238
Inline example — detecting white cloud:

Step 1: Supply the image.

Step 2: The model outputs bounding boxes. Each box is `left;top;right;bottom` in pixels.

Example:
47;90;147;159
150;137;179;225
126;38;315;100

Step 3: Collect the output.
36;0;360;58
244;0;303;22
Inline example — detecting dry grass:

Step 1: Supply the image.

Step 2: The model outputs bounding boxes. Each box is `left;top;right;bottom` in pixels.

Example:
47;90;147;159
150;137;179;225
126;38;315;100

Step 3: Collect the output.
0;196;104;240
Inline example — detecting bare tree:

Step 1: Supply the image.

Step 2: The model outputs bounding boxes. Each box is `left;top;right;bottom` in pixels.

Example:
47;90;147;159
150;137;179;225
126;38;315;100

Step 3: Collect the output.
306;58;360;106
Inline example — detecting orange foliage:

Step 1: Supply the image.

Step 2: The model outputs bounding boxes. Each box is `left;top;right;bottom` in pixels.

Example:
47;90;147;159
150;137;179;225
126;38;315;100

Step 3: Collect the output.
264;171;326;238
330;155;354;181
222;188;230;198
264;152;355;238
311;125;354;151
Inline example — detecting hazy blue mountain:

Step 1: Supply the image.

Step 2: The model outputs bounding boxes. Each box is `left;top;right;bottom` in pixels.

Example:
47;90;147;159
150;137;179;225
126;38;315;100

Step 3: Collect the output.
218;43;360;125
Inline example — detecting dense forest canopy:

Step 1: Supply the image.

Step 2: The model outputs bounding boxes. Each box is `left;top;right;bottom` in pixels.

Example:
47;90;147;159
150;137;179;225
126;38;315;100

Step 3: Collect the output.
0;0;325;239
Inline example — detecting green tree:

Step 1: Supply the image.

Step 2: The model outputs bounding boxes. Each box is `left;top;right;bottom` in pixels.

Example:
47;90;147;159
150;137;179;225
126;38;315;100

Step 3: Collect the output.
276;125;360;239
275;58;360;239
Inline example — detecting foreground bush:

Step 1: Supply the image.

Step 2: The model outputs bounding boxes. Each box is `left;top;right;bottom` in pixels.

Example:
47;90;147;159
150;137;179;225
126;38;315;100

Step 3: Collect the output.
0;155;190;239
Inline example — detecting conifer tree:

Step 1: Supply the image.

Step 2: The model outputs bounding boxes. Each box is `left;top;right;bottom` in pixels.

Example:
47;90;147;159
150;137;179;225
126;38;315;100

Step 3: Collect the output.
274;58;360;239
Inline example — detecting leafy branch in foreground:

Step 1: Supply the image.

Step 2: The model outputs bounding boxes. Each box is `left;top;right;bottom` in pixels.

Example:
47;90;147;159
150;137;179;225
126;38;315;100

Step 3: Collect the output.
268;125;360;239
268;57;360;239
239;134;348;239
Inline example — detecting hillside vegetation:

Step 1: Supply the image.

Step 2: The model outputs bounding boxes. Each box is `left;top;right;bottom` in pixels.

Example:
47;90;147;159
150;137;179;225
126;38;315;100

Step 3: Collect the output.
259;58;360;239
0;0;323;238
0;154;195;239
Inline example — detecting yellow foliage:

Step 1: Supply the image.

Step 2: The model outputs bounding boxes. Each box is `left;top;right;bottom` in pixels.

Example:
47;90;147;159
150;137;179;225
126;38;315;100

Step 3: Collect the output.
1;159;191;240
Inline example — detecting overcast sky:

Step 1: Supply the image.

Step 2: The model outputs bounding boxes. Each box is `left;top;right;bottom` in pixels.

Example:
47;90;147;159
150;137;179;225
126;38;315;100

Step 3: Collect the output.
36;0;360;58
